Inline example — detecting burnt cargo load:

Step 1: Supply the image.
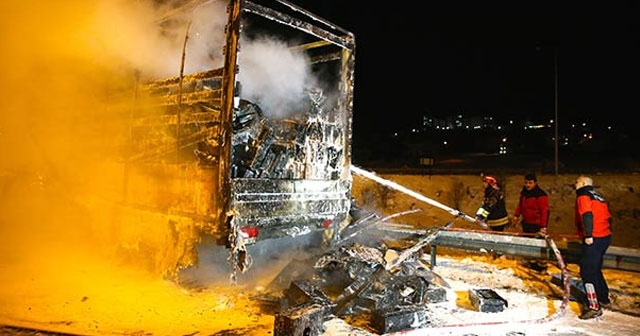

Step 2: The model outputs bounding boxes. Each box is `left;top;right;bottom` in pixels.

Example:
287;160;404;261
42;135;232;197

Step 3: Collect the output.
119;0;355;276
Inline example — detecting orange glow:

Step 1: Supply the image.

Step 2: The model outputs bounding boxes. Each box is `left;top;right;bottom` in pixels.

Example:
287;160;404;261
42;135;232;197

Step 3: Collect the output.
0;248;273;335
2;2;640;335
0;1;273;335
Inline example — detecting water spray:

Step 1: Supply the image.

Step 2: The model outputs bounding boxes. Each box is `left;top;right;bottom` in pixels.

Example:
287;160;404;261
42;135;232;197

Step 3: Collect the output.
350;165;477;223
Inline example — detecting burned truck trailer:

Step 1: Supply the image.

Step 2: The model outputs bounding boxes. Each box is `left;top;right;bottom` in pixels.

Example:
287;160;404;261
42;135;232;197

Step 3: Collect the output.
119;0;355;277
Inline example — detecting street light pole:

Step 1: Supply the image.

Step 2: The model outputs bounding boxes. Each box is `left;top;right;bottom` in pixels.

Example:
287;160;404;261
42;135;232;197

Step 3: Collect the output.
554;47;559;175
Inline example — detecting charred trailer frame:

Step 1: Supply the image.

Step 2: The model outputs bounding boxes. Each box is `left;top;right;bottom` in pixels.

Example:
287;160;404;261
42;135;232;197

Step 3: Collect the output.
123;0;356;277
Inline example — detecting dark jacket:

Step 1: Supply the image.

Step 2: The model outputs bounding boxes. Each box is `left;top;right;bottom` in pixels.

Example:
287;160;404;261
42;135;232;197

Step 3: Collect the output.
476;185;509;227
575;186;612;238
514;185;550;228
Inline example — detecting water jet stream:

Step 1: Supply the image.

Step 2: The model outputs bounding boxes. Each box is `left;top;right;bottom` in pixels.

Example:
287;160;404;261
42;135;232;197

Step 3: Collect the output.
350;165;477;224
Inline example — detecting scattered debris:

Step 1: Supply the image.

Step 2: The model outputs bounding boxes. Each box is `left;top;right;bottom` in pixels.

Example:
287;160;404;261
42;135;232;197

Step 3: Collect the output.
270;238;450;335
468;288;508;313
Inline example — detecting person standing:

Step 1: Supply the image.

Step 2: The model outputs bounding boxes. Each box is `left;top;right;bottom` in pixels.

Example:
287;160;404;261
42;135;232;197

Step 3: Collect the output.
511;173;550;270
512;173;550;235
475;175;510;231
575;175;612;320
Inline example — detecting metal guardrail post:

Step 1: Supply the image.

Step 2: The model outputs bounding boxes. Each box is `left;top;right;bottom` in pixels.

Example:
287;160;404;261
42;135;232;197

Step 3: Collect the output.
430;245;437;269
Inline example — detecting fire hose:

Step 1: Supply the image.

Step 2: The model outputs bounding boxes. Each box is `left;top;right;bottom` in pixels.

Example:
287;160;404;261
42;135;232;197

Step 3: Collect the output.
382;234;571;335
350;165;483;227
349;166;571;331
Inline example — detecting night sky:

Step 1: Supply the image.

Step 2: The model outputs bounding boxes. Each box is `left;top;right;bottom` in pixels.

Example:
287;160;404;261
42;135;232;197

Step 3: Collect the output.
290;1;639;135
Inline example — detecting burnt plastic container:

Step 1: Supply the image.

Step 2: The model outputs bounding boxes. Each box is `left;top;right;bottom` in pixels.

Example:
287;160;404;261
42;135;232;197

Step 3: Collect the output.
468;288;508;313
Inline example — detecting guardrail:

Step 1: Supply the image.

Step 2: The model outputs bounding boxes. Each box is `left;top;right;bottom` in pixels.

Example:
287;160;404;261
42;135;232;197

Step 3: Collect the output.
428;228;640;272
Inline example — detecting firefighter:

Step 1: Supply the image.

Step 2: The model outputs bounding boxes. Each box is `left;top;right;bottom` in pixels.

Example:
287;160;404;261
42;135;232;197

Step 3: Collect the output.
475;175;510;231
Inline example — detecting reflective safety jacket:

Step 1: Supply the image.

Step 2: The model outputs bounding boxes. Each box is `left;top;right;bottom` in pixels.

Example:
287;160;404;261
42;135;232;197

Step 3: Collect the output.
575;185;612;238
476;185;509;227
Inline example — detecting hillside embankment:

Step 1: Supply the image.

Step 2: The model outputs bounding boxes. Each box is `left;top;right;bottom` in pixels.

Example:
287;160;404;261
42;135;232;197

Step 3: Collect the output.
352;173;640;249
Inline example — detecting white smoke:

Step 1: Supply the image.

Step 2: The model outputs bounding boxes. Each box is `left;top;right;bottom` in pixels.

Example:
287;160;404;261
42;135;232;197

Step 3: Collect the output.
93;0;320;118
87;0;228;79
0;0;325;261
237;35;317;118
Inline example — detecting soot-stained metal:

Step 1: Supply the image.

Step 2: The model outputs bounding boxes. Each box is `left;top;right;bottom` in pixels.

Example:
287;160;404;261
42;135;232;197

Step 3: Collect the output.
271;239;449;335
128;0;356;279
